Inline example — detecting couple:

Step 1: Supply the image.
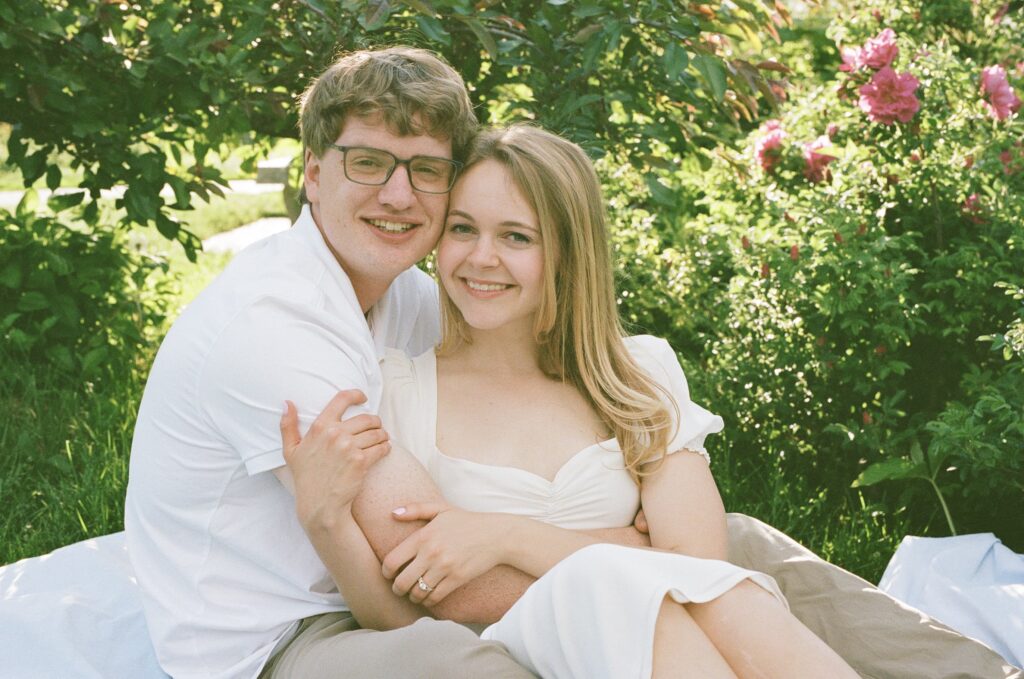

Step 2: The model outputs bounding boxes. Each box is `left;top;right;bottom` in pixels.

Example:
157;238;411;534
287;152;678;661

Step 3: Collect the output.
273;123;860;679
123;46;1013;679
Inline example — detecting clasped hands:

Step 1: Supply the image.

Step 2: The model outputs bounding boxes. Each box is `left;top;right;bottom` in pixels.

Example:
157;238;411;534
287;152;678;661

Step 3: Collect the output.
280;390;505;607
281;389;650;608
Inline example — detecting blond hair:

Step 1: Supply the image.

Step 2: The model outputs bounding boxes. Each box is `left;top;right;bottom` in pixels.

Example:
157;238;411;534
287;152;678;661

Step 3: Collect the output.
438;125;677;481
299;46;477;161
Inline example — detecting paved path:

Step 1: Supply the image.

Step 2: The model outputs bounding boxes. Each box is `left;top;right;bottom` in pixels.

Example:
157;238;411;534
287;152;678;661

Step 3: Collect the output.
202;217;291;253
1;179;292;255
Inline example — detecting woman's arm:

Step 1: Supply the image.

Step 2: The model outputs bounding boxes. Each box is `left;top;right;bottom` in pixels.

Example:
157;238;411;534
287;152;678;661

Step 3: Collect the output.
352;442;651;624
279;398;427;630
639;449;728;560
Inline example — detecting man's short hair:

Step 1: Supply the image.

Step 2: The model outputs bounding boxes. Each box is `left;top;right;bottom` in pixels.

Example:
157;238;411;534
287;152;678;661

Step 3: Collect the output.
299;46;478;163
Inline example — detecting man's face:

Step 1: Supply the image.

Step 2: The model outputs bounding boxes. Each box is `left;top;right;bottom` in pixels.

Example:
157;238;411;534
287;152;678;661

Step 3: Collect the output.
304;115;451;307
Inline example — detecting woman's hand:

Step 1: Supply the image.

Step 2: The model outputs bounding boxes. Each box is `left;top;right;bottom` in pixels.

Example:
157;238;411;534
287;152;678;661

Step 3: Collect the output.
381;502;510;607
280;391;392;531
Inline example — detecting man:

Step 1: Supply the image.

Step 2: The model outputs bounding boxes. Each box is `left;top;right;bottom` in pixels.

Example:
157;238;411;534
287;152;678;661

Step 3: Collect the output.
125;47;534;679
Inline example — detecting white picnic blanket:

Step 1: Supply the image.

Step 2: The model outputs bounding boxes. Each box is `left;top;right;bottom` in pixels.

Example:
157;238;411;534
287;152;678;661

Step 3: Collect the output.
0;532;167;679
879;532;1024;668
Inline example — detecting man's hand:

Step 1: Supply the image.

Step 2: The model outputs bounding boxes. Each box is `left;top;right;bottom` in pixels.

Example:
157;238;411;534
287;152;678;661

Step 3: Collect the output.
381;502;508;608
280;391;391;531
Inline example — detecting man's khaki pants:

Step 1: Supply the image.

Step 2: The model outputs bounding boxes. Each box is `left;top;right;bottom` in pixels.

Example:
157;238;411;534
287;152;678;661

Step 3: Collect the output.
265;514;1021;679
727;513;1022;679
261;613;535;678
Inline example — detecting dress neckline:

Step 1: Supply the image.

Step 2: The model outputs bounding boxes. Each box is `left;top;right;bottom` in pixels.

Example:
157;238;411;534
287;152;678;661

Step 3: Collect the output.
417;350;618;485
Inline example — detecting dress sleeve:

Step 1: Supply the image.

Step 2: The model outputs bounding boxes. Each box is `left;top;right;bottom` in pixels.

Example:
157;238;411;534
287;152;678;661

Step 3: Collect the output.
624;335;725;463
378;349;434;471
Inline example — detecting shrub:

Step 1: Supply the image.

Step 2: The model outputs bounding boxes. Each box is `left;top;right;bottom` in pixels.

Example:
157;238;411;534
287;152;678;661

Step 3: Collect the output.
0;192;170;379
610;7;1024;550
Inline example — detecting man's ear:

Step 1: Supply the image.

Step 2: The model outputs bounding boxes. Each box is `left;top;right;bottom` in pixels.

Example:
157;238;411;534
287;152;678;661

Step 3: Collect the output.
304;148;321;204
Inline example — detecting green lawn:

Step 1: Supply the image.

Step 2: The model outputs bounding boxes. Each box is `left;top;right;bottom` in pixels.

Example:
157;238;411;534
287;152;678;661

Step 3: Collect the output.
0;189;278;563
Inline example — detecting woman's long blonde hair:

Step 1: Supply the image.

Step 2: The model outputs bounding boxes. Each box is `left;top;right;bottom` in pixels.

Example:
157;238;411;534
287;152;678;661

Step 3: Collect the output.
437;124;677;481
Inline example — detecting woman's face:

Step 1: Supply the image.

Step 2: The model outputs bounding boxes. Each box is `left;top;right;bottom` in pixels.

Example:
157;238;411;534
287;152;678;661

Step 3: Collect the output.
437;159;545;336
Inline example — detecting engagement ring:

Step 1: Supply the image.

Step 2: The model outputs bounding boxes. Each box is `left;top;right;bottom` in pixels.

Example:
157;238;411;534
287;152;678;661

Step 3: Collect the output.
417;577;434;593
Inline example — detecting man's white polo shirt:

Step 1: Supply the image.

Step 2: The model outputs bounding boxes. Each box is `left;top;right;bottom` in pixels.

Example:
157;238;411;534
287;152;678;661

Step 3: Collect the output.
124;205;440;679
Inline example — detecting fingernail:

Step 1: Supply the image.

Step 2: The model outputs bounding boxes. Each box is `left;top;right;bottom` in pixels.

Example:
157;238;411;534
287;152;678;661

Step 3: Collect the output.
392;507;406;516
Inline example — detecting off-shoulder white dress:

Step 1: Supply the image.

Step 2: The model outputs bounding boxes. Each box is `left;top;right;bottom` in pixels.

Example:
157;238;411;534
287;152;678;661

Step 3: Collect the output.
379;335;786;679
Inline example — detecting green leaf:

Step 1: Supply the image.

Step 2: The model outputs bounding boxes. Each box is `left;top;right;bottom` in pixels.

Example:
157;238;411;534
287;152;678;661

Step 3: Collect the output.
645;175;676;208
81;346;108;374
693;54;727;102
17;291;50;312
46;165;62;191
415;15;450;46
571;23;601;44
16;189;38;218
156;213;180;240
852;457;927;487
360;0;392;31
909;441;924;466
0;263;22;289
663;42;689;81
402;0;438;14
464;17;499;60
47;190;86;212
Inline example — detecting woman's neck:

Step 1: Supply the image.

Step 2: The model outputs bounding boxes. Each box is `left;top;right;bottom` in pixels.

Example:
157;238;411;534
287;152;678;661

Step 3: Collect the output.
446;324;544;376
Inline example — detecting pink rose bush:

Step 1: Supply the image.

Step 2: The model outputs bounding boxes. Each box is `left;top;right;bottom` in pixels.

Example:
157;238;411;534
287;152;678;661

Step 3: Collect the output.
753;119;787;173
980;65;1021;120
838;29;921;126
860;28;900;70
858;66;921;125
803;135;836;183
840;28;899;72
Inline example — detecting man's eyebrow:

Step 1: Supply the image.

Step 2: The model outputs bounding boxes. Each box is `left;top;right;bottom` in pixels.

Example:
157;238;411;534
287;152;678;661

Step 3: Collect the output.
447;209;540;233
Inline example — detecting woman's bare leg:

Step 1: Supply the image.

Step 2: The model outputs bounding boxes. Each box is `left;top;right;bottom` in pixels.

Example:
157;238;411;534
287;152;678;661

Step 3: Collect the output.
685;581;859;679
653;596;738;679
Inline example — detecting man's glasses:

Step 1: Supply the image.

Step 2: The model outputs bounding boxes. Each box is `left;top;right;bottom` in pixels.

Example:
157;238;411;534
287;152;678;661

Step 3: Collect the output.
329;145;462;194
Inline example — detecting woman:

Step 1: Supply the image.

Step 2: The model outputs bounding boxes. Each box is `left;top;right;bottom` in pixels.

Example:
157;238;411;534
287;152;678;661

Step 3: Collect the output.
283;124;859;678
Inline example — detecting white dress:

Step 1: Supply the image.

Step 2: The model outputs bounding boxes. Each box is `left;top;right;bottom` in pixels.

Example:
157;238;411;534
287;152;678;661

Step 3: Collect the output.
379;335;787;679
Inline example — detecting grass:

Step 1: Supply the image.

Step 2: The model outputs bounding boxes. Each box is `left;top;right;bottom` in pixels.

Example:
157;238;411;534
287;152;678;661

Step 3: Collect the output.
715;447;906;583
172;190;287;241
0;194;250;565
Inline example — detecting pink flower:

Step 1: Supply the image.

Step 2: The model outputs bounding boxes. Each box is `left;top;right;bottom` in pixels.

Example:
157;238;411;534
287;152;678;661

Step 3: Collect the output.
1001;149;1020;176
754;119;787;173
803;135;836;183
962;193;985;224
981;65;1022;120
840;46;863;73
860;29;899;70
858;67;921;125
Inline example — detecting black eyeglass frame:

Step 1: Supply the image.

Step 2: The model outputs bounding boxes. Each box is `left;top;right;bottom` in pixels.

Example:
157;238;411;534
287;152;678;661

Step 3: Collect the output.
328;144;463;194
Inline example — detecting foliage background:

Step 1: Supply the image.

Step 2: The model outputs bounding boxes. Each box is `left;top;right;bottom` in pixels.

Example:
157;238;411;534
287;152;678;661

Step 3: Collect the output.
2;0;1022;582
